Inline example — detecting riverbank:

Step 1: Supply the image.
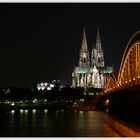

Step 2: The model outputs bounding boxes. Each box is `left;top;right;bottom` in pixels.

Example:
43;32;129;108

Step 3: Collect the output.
0;101;98;111
66;105;96;110
0;103;66;112
0;105;97;112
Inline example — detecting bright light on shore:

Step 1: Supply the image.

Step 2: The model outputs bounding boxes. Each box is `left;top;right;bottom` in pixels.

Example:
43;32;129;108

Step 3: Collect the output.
11;102;15;106
11;110;15;113
47;87;51;90
50;84;54;88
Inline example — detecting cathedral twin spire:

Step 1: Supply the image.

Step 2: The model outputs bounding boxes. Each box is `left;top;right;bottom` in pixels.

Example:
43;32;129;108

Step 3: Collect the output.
95;28;102;51
80;28;88;51
72;28;113;88
79;27;105;68
79;28;90;67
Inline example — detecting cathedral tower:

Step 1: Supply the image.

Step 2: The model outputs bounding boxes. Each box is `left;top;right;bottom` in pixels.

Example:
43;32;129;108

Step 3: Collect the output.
79;28;90;67
94;28;105;67
72;27;113;88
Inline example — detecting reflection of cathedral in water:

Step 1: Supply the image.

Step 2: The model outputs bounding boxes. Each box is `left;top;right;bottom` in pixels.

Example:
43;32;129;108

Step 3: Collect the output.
72;28;113;88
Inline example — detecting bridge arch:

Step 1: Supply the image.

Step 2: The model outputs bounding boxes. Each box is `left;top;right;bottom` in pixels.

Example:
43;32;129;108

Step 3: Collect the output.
104;73;118;92
118;31;140;86
104;30;140;93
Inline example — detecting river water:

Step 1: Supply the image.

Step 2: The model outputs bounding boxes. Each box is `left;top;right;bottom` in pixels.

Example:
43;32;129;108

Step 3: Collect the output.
0;109;119;137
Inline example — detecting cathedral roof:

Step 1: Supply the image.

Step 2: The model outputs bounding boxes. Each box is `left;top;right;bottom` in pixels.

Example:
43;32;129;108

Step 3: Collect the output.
74;66;92;74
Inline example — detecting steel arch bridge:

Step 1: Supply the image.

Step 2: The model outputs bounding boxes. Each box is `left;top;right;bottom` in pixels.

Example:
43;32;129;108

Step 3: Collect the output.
104;30;140;93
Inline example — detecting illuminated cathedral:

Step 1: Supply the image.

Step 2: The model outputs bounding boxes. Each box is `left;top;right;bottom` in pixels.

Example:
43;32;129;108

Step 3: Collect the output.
72;28;113;88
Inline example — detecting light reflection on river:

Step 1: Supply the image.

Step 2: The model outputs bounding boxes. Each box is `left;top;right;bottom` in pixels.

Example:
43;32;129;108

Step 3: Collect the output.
0;109;119;137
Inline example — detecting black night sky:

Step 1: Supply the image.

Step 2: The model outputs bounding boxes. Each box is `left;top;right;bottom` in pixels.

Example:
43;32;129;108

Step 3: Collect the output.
0;3;140;87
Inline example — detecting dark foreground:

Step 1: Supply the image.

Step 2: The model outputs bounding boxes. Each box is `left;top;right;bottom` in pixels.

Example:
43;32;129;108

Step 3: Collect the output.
0;109;119;137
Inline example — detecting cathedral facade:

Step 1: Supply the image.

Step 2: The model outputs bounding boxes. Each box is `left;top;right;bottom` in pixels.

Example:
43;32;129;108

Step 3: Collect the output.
72;28;113;88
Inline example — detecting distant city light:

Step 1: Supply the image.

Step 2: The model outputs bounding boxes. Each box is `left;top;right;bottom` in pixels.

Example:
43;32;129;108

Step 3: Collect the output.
40;82;44;86
47;87;51;90
41;86;45;91
11;110;15;113
105;99;109;105
33;99;37;103
80;99;84;102
37;83;41;91
37;81;56;91
52;80;56;83
50;84;54;88
11;102;15;106
44;82;48;86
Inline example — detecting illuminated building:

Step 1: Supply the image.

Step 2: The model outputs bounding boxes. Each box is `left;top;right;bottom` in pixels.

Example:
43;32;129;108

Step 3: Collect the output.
72;28;113;88
37;80;55;91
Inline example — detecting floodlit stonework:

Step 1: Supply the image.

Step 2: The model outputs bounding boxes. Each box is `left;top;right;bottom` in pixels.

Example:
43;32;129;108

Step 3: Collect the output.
72;28;113;88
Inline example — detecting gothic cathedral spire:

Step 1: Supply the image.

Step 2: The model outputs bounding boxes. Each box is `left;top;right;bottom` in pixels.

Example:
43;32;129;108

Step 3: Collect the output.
81;28;88;51
95;28;105;67
79;28;90;67
95;28;102;51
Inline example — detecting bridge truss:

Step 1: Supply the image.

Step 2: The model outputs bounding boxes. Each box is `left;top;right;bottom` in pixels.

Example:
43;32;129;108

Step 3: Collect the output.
104;31;140;93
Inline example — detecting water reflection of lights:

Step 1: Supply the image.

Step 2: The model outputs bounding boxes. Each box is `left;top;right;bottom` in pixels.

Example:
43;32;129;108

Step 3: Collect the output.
55;110;59;113
44;109;48;113
20;109;24;114
61;109;64;112
106;109;109;113
25;110;28;114
79;111;84;114
50;84;54;88
107;99;109;104
32;109;36;114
